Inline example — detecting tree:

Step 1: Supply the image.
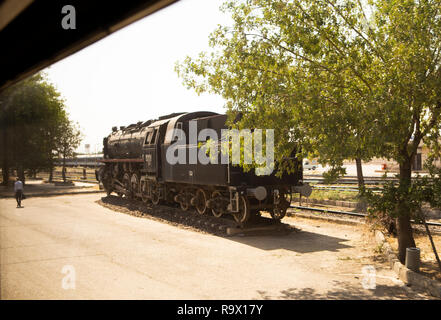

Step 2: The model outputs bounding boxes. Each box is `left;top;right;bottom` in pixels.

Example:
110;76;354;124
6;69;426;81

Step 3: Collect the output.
176;0;441;263
365;160;441;272
0;73;76;185
55;118;82;182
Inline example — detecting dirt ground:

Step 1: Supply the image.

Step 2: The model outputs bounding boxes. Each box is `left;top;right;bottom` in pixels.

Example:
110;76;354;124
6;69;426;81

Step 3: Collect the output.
2;193;436;299
386;233;441;282
98;195;441;293
98;196;435;299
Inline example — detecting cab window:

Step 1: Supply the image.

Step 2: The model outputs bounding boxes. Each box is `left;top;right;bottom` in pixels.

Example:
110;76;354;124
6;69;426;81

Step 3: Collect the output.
172;122;183;142
150;128;158;144
144;131;152;145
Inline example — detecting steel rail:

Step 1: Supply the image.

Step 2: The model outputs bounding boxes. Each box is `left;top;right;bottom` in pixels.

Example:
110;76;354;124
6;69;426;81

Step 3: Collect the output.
303;175;436;184
290;205;367;217
311;186;382;192
289;204;441;227
304;179;388;185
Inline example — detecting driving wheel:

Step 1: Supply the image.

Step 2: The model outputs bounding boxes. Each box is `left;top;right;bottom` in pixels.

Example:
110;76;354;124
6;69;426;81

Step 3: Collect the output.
195;189;208;215
211;191;223;218
233;195;251;224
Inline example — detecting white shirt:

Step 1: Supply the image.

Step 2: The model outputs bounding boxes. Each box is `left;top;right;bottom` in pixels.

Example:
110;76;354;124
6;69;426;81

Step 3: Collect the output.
14;181;23;192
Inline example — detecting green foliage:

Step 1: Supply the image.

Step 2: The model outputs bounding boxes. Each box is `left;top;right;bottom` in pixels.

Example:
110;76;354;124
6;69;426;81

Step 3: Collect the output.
322;166;347;184
421;160;441;209
0;73;81;182
363;160;441;227
176;0;441;173
56;118;82;160
307;189;359;201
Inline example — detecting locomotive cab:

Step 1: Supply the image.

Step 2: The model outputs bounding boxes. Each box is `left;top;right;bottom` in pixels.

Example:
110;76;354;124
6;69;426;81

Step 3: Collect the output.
142;126;160;177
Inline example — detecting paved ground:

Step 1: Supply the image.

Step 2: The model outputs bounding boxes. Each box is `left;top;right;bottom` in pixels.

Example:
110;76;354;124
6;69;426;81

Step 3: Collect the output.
0;180;102;198
0;194;435;299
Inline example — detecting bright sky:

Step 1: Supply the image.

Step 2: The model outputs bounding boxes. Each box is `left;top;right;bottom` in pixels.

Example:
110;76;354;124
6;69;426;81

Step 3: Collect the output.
45;0;231;154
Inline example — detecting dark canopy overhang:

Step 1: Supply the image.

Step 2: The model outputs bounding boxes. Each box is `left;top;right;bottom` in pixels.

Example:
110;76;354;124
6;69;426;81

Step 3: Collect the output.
0;0;178;91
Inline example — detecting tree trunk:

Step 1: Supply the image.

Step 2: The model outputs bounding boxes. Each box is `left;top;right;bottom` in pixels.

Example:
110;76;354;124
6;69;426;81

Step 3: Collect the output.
62;155;66;182
396;158;416;263
49;165;53;182
396;212;416;263
1;163;9;186
18;165;25;186
2;165;9;186
355;158;364;191
1;127;9;186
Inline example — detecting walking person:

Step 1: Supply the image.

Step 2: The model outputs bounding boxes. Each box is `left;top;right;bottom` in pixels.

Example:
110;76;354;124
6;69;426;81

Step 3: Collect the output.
14;177;24;208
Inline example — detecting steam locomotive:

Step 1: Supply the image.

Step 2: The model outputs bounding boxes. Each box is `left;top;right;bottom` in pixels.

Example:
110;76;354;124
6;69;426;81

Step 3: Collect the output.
97;111;309;224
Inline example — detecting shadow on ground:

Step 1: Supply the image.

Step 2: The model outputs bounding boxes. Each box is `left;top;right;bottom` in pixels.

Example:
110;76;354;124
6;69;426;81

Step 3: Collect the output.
257;280;434;300
98;195;353;254
230;230;352;253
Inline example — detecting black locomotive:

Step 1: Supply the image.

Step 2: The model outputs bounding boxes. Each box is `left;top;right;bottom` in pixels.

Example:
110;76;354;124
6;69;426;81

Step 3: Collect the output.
97;111;308;223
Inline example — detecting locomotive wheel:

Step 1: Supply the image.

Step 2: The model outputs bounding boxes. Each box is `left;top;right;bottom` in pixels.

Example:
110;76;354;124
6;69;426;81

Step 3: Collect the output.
270;207;287;220
175;190;190;211
195;189;208;215
122;173;131;199
270;190;290;221
284;188;292;205
211;191;223;218
180;201;189;211
233;195;251;224
151;183;161;205
180;193;189;211
140;181;150;203
130;173;140;199
151;192;160;205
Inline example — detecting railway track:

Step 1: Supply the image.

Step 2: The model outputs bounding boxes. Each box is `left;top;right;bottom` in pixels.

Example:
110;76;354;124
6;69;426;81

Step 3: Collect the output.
99;191;441;238
303;174;434;186
99;195;295;236
304;178;387;185
310;185;382;192
289;204;441;228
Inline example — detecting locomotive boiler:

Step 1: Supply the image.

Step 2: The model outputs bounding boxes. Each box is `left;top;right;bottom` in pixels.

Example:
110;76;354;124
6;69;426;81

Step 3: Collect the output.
97;111;309;224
